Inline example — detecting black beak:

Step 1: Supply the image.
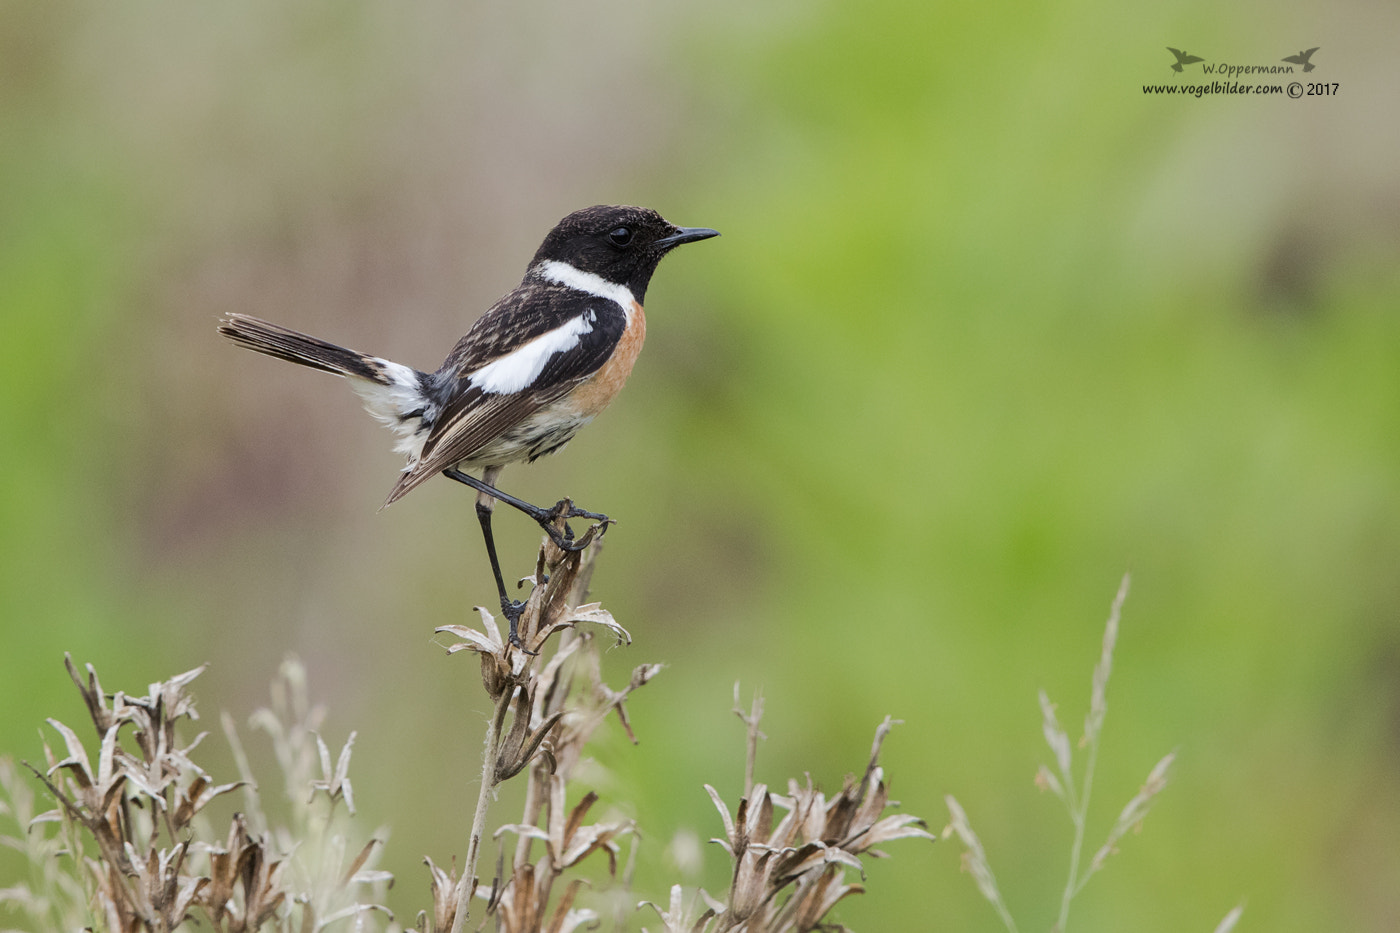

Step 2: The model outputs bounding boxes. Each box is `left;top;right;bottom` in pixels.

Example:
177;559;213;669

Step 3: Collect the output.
655;225;720;249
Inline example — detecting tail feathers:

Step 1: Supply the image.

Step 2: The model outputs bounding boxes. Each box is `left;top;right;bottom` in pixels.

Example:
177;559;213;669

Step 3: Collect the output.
220;313;435;470
218;313;393;384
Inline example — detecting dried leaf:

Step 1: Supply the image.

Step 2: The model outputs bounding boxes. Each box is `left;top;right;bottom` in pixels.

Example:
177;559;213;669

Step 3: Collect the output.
704;785;736;851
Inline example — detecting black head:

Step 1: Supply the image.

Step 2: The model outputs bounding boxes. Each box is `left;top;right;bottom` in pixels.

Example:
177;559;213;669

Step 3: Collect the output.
530;205;719;303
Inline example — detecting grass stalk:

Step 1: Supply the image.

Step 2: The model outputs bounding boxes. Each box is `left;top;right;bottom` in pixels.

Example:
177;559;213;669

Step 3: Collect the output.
449;682;514;933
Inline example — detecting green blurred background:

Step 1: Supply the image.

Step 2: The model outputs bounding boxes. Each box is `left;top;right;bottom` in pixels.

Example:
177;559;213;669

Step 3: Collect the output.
3;1;1398;930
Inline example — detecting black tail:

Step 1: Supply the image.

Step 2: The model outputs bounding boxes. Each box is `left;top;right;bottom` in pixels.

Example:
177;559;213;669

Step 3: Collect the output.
218;313;391;384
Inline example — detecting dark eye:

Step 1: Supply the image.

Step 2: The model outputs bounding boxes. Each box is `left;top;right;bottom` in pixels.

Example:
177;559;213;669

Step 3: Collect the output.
608;226;633;246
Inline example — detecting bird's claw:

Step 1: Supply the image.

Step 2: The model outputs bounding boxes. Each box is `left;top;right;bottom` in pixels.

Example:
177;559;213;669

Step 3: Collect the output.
543;498;609;524
500;598;538;655
538;499;613;552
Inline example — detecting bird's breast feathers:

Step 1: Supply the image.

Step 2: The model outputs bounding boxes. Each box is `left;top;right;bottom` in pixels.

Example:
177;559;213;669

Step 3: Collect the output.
557;300;645;419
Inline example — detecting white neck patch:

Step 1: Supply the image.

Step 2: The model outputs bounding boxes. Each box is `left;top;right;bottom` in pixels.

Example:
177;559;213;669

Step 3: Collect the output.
536;260;636;309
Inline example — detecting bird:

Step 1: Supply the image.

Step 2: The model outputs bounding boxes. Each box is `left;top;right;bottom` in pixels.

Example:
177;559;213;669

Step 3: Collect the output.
1282;47;1319;72
219;204;719;646
1167;47;1204;73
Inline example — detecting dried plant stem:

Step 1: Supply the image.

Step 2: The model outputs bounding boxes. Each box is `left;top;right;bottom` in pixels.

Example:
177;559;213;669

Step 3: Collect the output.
450;684;515;933
731;684;765;798
513;763;546;869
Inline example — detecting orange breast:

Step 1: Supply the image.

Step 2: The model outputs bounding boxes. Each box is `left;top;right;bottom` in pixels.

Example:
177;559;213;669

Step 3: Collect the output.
565;301;647;418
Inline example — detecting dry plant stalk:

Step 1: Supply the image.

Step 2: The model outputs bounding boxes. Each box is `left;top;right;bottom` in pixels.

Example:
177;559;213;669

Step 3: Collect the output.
0;655;389;932
666;715;935;933
430;524;936;933
429;523;655;933
3;519;935;932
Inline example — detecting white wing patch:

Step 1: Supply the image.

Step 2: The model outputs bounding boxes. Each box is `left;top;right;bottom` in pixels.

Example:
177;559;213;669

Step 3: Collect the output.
536;259;636;309
468;312;596;395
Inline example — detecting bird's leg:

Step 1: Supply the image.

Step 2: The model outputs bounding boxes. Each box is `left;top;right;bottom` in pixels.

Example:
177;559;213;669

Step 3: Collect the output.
443;467;613;552
469;472;532;652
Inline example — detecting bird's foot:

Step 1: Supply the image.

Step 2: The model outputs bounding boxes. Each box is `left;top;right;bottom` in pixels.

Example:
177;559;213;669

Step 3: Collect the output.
537;499;614;552
501;598;538;655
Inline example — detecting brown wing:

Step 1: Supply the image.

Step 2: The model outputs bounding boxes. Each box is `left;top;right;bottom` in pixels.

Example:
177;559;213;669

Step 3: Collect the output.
382;382;574;505
382;298;628;504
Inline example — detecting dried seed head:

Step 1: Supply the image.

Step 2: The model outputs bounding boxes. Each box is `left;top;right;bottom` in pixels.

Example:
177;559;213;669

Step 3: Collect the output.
420;856;462;933
697;717;932;931
437;608;528;699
